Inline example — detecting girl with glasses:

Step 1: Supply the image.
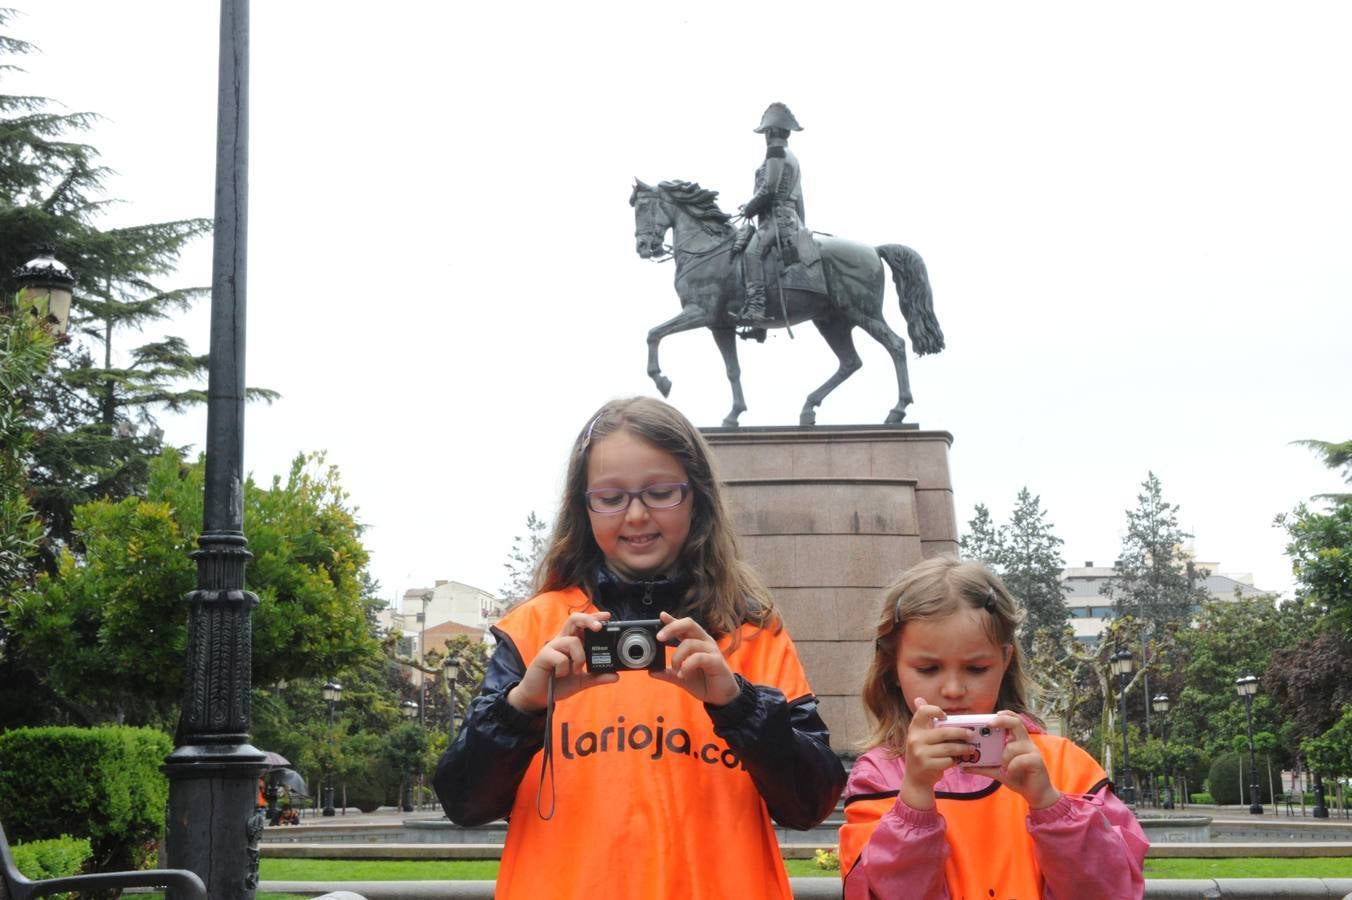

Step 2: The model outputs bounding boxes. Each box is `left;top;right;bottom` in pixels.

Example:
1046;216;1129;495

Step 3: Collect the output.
434;396;844;900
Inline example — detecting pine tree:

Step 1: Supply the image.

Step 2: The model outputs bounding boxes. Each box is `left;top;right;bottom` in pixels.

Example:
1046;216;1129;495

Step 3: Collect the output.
0;10;274;566
959;503;1002;568
1001;488;1070;653
500;511;548;603
1101;472;1210;628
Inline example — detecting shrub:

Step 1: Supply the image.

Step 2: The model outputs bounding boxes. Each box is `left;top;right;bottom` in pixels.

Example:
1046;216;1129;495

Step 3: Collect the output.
1206;751;1276;805
7;835;93;900
813;848;840;870
1189;792;1215;804
0;726;172;872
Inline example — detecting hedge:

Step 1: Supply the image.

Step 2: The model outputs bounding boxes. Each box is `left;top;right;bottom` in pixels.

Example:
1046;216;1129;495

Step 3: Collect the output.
1205;750;1276;806
0;725;172;872
7;834;93;899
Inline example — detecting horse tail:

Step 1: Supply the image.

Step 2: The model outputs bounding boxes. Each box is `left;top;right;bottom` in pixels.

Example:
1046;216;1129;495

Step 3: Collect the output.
876;244;944;356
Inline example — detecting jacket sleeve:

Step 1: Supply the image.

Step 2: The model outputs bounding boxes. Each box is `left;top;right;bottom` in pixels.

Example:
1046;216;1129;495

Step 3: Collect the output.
1032;788;1148;900
432;631;545;826
840;755;951;900
704;674;845;829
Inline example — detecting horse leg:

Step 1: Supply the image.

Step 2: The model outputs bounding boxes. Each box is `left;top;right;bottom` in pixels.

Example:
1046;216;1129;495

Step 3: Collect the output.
709;327;747;426
646;305;711;398
847;308;912;424
800;315;863;426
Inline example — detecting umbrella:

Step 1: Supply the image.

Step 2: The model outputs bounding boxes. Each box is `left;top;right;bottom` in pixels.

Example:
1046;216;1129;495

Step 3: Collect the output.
267;767;309;799
261;750;290;768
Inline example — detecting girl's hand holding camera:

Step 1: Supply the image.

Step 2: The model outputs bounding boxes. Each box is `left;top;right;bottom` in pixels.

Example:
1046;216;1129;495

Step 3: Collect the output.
901;701;1060;812
507;611;620;714
967;710;1061;810
651;611;740;706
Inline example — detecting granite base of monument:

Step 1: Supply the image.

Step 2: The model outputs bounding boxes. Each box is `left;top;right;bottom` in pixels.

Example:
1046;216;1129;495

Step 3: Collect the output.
704;425;957;750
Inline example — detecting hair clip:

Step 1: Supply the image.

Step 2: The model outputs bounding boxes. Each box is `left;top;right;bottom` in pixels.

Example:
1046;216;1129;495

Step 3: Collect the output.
983;588;999;613
578;413;603;455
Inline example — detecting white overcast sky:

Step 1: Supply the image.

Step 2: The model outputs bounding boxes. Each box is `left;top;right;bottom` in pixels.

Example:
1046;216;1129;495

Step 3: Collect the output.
12;1;1351;603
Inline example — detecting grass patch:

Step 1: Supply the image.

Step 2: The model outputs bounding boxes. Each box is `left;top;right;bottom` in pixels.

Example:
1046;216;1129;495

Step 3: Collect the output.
1143;858;1352;879
250;856;1352;883
260;858;501;880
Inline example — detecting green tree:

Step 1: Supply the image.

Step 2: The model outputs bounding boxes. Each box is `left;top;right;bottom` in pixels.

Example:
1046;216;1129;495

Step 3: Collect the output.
1001;488;1070;654
958;503;1001;568
1277;439;1352;636
1101;472;1210;628
500;510;548;602
1;449;378;724
960;491;1068;655
0;309;52;591
1303;704;1352;781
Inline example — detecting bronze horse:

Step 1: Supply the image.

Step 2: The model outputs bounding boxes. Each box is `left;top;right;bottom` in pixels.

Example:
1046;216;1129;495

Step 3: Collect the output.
630;179;943;426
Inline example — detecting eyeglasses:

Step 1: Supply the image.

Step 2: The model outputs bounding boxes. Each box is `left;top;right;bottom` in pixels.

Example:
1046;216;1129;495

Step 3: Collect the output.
584;482;690;515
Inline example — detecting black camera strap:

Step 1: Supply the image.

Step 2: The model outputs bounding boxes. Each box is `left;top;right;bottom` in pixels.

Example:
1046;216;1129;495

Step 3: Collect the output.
535;675;557;820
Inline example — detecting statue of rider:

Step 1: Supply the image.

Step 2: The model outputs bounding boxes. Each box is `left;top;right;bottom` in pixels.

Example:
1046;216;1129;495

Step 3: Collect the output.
732;102;816;323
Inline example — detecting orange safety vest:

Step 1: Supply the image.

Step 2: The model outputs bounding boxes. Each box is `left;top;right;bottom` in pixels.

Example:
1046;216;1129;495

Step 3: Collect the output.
840;733;1110;899
494;587;811;900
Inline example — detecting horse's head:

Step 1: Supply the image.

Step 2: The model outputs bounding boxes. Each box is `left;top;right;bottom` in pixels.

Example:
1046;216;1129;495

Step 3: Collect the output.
630;178;671;259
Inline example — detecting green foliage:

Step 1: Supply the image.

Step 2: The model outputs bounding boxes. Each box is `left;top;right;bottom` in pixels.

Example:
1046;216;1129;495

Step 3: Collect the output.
1165;594;1308;764
1278;500;1352;638
1205;750;1275;806
8;834;93;899
1301;704;1352;778
0;309;53;591
500;511;548;602
1101;471;1211;627
959;489;1069;655
1;450;377;724
812;848;840;871
0;725;171;872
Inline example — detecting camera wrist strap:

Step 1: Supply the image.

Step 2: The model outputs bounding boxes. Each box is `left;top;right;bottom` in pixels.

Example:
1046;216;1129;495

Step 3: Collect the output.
535;676;557;820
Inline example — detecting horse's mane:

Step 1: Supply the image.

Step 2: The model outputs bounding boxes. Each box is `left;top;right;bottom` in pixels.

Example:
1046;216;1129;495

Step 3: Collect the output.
654;180;735;236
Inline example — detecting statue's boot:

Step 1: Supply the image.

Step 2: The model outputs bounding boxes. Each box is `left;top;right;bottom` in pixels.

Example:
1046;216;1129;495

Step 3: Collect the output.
741;282;768;323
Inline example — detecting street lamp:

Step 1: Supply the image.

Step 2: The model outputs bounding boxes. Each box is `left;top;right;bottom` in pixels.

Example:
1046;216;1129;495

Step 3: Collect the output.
1152;694;1173;809
1235;675;1263;815
400;700;419;812
321;681;343;817
1110;648;1135;804
14;246;75;338
163;3;265;896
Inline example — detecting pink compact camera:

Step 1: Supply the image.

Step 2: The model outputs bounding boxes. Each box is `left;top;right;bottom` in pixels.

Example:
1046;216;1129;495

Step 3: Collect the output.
942;714;1007;767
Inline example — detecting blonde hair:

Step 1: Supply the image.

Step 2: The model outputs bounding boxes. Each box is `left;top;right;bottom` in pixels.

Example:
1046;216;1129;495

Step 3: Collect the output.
536;396;776;640
860;556;1040;753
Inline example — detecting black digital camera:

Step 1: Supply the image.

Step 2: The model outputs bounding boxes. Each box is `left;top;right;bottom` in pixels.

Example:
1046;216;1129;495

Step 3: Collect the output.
584;619;667;674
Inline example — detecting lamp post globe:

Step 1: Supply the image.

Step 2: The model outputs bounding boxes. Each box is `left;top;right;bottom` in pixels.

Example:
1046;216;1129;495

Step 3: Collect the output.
14;245;76;338
1234;675;1263;814
1152;694;1173;809
1110;649;1135;804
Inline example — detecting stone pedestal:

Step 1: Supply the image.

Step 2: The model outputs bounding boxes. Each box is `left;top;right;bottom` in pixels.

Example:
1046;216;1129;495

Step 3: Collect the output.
704;425;957;751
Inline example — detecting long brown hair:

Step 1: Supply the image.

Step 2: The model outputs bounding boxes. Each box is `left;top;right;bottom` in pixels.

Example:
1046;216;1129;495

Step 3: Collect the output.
860;556;1041;754
535;396;775;640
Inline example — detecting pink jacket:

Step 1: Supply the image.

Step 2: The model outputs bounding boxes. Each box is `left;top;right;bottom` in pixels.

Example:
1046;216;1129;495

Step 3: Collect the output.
840;717;1148;900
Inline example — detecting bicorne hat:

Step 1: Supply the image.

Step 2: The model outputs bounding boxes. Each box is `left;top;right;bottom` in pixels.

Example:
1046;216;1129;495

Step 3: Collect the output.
754;102;803;133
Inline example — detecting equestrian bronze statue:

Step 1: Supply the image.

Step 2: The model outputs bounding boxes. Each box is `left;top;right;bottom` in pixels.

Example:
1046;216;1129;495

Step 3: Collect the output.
630;177;943;427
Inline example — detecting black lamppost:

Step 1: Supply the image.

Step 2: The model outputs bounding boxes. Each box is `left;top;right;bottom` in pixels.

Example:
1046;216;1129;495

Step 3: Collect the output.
163;2;265;896
444;655;461;743
321;681;342;816
400;700;419;812
1235;675;1263;814
14;246;75;338
1110;648;1135;804
1152;694;1173;810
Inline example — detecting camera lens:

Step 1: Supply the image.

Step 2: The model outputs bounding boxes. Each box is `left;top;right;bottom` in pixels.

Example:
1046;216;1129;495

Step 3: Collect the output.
617;627;657;669
979;727;991;736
